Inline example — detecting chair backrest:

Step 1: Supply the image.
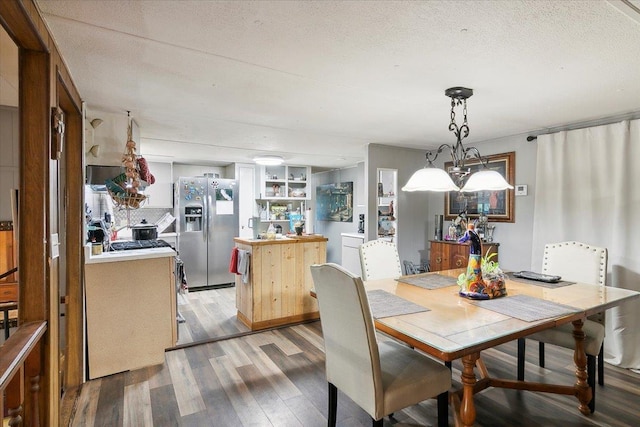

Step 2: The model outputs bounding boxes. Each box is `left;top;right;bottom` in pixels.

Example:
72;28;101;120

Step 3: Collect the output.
542;241;607;286
310;263;382;416
359;240;402;281
403;260;420;275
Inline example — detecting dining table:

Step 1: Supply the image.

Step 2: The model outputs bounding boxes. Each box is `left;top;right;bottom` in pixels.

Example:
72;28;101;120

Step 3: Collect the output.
355;268;640;427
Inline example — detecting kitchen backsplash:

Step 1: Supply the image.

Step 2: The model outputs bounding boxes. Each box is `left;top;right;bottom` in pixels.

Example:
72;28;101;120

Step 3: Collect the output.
113;207;175;232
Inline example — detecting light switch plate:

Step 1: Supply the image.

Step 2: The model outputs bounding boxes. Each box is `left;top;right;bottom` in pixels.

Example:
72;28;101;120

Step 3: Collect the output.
51;233;60;259
515;184;528;196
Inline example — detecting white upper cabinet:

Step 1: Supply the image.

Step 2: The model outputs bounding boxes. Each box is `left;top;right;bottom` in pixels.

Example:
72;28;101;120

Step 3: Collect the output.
259;165;311;200
142;161;173;208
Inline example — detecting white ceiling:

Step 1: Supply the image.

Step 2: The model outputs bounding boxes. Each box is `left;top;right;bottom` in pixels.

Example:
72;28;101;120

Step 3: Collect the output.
12;1;640;167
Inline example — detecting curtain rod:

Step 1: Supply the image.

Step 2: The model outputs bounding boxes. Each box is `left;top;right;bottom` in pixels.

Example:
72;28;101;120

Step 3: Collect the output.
526;110;640;141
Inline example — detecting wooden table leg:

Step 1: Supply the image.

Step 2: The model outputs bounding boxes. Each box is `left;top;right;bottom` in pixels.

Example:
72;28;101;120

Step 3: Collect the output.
460;352;480;427
572;319;592;415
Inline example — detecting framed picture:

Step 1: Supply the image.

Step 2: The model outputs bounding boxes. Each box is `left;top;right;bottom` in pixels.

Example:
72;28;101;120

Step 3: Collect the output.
445;151;515;223
316;182;354;222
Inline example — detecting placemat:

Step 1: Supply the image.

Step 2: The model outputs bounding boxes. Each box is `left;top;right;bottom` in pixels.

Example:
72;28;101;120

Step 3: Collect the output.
396;274;457;290
505;272;575;288
470;294;579;322
367;289;430;319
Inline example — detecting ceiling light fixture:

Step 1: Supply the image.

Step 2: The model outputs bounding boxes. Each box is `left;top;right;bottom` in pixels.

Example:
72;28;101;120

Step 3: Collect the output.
253;155;284;166
402;87;514;192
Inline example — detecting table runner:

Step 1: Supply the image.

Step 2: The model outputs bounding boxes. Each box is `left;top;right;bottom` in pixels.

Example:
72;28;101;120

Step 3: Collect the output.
396;274;457;290
505;272;575;288
367;289;430;319
470;294;579;322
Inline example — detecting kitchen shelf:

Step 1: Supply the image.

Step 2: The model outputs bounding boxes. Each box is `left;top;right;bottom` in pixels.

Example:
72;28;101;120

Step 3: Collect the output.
259;165;311;200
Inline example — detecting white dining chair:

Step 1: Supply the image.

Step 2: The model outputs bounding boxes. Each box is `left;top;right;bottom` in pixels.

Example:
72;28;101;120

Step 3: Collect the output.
359;240;402;281
310;263;451;427
517;241;607;413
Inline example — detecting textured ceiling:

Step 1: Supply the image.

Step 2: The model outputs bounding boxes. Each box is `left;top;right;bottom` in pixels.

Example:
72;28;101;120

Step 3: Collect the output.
25;0;640;167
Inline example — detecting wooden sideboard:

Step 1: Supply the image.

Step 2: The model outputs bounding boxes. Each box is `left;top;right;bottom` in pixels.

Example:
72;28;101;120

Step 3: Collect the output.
0;230;18;303
429;240;499;272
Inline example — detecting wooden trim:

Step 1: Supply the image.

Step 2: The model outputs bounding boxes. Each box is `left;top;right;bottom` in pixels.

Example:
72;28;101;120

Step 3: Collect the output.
0;321;47;389
238;311;320;331
56;72;84;391
0;0;47;51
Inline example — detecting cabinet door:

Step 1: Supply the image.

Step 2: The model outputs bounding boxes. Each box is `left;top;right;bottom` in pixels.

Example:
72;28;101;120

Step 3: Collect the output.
429;242;448;272
342;235;364;277
143;162;173;208
450;245;468;269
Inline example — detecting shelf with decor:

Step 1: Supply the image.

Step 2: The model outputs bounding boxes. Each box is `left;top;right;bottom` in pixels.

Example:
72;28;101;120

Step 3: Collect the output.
259;165;311;200
377;169;397;242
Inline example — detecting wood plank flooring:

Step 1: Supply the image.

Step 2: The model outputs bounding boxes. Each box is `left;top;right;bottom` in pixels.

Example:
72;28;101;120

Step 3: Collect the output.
71;321;640;426
176;286;250;346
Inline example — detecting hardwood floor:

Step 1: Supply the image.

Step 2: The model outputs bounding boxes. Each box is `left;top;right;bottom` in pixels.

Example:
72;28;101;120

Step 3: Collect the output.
176;286;250;346
71;321;640;426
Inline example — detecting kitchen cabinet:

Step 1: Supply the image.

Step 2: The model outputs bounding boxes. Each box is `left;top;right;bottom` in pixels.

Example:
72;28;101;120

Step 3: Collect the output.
341;233;364;277
0;230;17;303
84;247;177;379
429;240;499;272
142;161;173;208
259;165;311;200
234;235;326;330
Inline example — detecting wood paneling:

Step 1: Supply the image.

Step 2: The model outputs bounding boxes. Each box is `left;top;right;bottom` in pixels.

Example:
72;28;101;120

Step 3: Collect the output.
235;238;326;330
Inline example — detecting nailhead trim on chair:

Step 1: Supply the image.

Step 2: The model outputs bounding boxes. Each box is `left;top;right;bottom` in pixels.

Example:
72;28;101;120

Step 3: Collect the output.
360;240;402;281
542;241;607;286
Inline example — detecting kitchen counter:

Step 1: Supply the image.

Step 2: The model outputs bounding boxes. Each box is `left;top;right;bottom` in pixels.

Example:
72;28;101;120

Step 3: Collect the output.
84;244;177;379
84;244;176;264
233;234;328;246
234;235;327;330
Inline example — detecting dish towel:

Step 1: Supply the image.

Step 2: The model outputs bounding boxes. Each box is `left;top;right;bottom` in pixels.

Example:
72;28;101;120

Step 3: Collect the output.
237;250;251;284
229;247;239;274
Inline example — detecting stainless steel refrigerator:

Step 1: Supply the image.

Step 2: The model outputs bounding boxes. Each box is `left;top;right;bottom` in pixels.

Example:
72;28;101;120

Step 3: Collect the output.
175;177;239;289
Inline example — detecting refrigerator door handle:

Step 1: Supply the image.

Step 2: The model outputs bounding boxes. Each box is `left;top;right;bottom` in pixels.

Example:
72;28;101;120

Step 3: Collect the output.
208;193;214;239
202;199;208;242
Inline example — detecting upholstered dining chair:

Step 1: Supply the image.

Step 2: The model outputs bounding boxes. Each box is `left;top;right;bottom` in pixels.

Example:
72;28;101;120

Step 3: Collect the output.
310;263;451;427
359;240;402;280
517;241;607;413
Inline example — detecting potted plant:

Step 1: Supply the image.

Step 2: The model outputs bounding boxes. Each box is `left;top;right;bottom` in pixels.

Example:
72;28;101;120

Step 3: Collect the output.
480;248;507;298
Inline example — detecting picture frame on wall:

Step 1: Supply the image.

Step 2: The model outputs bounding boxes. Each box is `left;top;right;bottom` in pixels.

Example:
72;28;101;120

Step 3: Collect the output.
445;151;515;223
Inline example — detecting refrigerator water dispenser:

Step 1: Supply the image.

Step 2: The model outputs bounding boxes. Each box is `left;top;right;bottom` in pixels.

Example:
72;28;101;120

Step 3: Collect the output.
184;206;203;232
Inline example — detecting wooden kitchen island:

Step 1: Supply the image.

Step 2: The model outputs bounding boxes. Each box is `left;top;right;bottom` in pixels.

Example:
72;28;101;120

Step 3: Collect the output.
234;235;328;330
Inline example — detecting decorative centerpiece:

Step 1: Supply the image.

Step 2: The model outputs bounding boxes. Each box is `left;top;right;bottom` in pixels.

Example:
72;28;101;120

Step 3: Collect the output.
457;224;507;299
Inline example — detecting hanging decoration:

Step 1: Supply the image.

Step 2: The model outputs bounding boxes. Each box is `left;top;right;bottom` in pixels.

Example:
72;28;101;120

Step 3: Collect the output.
106;112;147;209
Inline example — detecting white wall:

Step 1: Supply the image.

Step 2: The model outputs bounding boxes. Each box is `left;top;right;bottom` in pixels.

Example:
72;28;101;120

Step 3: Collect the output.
424;133;538;271
85;110;141;166
366;144;431;266
0;106;19;221
313;164;364;264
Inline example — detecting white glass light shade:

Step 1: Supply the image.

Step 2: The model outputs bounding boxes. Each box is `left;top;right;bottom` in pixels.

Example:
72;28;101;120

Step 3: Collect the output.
402;166;460;192
460;169;514;192
254;155;284;166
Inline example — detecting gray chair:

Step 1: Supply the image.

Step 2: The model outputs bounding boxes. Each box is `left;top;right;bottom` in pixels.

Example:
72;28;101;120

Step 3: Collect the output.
359;240;402;281
517;241;607;413
310;263;451;427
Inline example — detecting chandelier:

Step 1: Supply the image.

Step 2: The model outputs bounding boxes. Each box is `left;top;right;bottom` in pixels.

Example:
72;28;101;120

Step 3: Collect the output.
402;87;513;192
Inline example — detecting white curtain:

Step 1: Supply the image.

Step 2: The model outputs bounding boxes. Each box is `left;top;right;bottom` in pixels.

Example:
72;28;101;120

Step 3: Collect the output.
531;119;640;369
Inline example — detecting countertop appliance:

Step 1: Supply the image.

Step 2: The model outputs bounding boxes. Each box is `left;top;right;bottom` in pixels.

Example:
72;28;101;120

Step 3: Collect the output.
131;219;158;240
110;239;172;251
175;177;239;289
